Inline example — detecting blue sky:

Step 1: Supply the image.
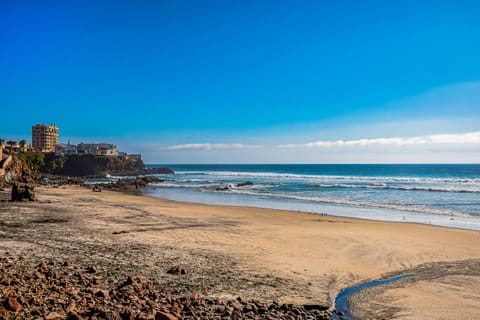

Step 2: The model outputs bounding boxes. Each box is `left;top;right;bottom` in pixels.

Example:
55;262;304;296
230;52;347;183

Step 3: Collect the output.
2;0;480;163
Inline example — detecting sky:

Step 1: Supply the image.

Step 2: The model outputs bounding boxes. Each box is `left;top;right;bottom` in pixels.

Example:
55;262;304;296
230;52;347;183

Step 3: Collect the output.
1;0;480;163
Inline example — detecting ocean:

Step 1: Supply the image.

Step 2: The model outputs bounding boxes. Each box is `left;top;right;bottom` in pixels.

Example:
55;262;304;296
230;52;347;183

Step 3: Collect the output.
140;164;480;230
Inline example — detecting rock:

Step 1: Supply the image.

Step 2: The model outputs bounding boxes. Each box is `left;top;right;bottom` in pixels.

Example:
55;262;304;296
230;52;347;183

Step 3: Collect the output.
66;302;76;313
304;304;329;311
112;230;129;235
104;176;164;191
236;181;253;187
11;182;36;201
95;290;109;298
5;297;22;312
144;167;174;175
86;266;97;273
166;266;187;275
46;312;65;319
38;261;49;273
155;311;177;320
67;311;84;320
0;258;333;320
63;260;74;267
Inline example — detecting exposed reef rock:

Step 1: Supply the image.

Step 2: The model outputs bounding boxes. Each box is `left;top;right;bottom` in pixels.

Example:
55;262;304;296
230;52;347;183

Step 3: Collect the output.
236;181;254;187
101;176;164;191
144;167;174;175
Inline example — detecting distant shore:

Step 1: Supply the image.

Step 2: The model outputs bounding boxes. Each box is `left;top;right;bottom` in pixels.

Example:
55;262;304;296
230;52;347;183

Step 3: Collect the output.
1;185;479;319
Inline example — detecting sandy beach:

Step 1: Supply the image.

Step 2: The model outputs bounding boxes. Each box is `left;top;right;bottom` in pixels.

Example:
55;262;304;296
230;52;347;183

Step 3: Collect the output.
1;185;480;319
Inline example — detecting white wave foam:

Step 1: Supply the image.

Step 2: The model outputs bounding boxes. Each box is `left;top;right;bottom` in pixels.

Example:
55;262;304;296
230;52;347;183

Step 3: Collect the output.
315;183;480;193
194;170;480;184
225;189;473;218
149;182;475;218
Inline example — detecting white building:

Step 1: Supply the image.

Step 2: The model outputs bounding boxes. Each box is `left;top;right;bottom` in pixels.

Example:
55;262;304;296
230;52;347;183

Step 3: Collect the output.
55;143;78;156
55;143;118;156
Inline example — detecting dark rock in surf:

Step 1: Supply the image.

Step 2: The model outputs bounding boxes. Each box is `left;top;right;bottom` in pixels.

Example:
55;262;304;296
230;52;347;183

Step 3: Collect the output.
144;167;174;175
102;176;164;191
236;181;253;187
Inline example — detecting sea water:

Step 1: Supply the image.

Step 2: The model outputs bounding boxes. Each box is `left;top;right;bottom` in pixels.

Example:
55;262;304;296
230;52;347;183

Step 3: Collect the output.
140;164;480;230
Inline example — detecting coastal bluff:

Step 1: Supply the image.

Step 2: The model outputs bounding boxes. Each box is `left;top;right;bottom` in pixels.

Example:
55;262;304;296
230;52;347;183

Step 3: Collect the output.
40;154;173;177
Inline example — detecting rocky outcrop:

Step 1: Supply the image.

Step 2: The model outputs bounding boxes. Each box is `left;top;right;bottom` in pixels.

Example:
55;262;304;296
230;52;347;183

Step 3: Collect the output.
40;155;174;178
144;167;174;175
11;182;35;201
0;153;36;187
101;176;164;191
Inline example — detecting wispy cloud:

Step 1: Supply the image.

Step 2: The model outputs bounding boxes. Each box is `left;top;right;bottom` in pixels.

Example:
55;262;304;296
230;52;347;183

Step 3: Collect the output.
165;143;262;151
278;131;480;148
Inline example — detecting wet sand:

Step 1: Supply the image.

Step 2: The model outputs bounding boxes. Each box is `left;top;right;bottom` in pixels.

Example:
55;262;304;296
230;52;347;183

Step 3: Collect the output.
1;185;479;319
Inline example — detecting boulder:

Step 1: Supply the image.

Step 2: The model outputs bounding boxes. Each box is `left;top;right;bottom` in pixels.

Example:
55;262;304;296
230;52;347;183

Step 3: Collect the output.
166;266;187;275
11;182;35;201
155;311;177;320
5;297;22;312
236;181;253;187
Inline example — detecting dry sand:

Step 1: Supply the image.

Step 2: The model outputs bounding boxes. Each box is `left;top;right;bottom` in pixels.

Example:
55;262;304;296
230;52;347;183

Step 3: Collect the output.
1;185;479;319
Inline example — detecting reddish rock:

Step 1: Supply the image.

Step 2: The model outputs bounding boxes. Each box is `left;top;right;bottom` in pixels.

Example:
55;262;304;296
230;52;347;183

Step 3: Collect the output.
63;260;74;267
38;261;49;273
120;310;135;320
67;311;84;320
171;303;182;316
45;311;65;319
155;311;177;320
5;297;22;312
66;302;76;313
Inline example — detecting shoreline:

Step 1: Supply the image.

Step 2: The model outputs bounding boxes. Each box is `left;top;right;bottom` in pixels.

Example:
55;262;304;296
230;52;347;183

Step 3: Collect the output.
138;190;466;232
1;185;480;319
141;186;480;231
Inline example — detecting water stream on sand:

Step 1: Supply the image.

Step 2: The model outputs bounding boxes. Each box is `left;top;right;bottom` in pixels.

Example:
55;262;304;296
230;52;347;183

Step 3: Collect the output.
331;274;416;320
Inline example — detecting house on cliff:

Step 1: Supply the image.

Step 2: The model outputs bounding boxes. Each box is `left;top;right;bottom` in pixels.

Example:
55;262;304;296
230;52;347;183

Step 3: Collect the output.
56;143;118;156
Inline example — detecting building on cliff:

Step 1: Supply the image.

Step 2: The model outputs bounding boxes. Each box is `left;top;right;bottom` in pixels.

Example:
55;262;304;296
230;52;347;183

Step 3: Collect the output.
55;142;118;156
32;123;59;152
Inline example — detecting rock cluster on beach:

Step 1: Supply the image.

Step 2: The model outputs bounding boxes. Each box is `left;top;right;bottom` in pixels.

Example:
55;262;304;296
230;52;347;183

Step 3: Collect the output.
0;256;331;320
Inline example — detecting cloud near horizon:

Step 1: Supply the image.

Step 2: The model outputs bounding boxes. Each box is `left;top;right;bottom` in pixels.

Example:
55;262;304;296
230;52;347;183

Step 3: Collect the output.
278;131;480;148
165;143;262;151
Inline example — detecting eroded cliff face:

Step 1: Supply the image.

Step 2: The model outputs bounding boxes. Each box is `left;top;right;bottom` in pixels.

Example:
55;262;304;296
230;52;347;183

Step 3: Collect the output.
1;153;173;181
40;154;146;177
0;153;35;185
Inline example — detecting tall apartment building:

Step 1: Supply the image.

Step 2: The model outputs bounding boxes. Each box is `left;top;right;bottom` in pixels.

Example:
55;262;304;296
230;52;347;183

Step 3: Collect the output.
32;123;59;152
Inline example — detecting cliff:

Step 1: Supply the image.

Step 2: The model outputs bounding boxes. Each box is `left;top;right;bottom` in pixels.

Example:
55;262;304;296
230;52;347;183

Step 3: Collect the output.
0;153;36;186
40;154;173;177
